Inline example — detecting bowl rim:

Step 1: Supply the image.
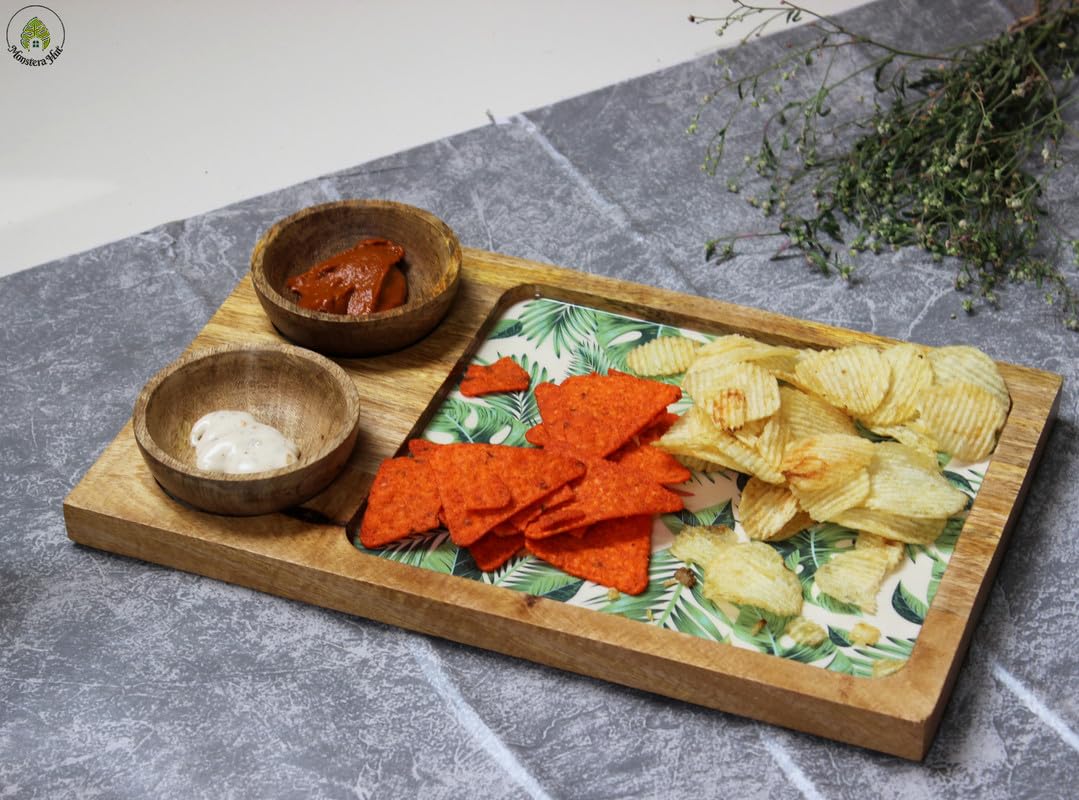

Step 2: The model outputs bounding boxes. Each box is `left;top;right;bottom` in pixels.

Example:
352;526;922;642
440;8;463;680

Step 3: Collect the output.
132;342;362;484
249;198;462;325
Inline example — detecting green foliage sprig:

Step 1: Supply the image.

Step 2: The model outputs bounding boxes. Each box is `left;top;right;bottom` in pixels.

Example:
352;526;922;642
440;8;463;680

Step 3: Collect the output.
689;1;1079;329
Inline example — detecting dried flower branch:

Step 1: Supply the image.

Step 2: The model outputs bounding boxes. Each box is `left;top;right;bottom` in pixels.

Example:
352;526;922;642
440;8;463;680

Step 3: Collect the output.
691;0;1079;329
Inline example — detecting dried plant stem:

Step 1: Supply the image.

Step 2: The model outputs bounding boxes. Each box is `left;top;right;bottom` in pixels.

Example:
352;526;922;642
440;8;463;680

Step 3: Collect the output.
691;1;1079;329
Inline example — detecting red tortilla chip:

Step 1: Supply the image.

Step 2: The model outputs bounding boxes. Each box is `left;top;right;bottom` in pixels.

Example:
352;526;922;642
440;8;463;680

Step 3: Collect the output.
426;444;585;546
468;532;525;571
535;372;681;458
461;474;512;511
524;423;549;447
408;439;440;458
563;524;589;539
417;444;512;512
495;484;577;536
526;515;652;594
360;457;443;548
491;521;521;538
464;484;512;511
637;412;680;445
610;442;692;486
524;458;683;539
459;356;531;397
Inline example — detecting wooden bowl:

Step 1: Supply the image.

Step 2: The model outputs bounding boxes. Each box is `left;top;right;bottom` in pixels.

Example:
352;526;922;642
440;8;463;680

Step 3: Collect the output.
251;199;462;356
132;343;361;516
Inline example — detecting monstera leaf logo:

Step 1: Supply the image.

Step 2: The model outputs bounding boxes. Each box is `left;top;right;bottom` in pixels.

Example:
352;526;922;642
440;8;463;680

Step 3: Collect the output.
6;6;64;65
20;16;50;51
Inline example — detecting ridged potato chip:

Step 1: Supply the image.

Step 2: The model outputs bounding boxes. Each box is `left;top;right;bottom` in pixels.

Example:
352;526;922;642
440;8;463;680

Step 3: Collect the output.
791;467;871;521
701;541;803;616
794;345;891;416
917;382;1008;462
660;332;1007;630
695;334;800;372
928;345;1010;413
700;428;787;484
672;453;729;473
780;434;875;493
711;388;748;430
654;407;742;472
814;546;901;614
832;507;948;545
738;478;801;541
656;407;786;483
864;442;968;518
861;343;933;427
772;367;814;393
774;510;814;541
626;336;701;376
748;351;801;375
855;531;905;571
753;415;789;471
867;421;940;461
850;622;882;646
778;386;857;445
731;416;768;443
786;616;827;646
684;362;780;429
670;524;737;567
655;405;724;449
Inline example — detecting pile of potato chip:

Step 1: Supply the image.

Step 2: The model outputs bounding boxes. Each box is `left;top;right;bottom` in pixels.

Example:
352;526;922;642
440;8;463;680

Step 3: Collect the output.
628;333;1011;619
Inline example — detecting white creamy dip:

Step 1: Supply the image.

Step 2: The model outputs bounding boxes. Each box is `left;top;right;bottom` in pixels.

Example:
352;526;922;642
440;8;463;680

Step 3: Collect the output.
189;410;299;474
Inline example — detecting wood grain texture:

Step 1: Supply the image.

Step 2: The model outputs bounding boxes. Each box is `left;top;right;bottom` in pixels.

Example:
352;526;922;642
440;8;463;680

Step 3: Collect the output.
251;200;461;356
64;248;1062;760
132;343;361;516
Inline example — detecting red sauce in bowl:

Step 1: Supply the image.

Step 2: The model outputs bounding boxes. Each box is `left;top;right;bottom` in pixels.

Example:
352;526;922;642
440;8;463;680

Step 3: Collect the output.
286;237;408;315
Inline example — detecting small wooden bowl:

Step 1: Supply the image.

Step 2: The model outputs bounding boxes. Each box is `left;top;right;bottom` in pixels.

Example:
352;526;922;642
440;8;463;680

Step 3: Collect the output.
251;199;462;356
132;344;361;516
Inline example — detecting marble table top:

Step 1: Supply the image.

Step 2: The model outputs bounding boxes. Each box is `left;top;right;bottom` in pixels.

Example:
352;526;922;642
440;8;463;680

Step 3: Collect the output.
2;0;1076;797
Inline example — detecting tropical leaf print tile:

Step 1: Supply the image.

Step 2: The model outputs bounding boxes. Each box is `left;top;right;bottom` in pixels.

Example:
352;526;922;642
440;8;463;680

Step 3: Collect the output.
353;297;990;675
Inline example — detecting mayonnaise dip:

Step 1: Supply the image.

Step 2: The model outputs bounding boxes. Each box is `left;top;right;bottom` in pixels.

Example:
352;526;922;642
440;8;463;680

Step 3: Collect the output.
189;410;299;474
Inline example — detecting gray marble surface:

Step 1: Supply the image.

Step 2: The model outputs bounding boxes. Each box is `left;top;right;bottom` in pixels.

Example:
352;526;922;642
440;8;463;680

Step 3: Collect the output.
3;0;1077;797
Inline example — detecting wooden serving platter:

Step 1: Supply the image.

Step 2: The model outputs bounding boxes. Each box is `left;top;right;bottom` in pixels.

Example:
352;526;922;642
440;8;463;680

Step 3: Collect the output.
64;248;1062;760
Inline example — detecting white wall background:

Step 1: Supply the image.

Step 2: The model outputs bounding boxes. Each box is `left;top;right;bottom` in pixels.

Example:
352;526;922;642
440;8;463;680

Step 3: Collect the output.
0;1;866;278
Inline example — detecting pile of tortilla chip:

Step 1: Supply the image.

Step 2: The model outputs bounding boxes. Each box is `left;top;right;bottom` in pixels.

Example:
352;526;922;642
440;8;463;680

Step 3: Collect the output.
360;371;690;594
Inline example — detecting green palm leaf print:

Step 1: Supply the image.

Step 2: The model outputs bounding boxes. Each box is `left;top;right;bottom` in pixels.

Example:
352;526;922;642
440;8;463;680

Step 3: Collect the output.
427;396;528;446
488;317;524;340
485;556;584;599
360;532;458;573
933;516;964;556
811;588;864;616
591;580;674;621
892;581;929;625
567;339;612;376
580;551;726;643
826;630;914;676
518;299;598;357
594;315;685;371
730;606;794;655
773;525;854;591
926;555;948;606
479;354;548;427
669;586;731;643
782;637;837;665
661;500;735;536
773;524;864;614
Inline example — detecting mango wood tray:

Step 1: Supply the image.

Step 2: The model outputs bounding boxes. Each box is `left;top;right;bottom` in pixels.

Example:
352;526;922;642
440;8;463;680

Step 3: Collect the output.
63;248;1062;760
